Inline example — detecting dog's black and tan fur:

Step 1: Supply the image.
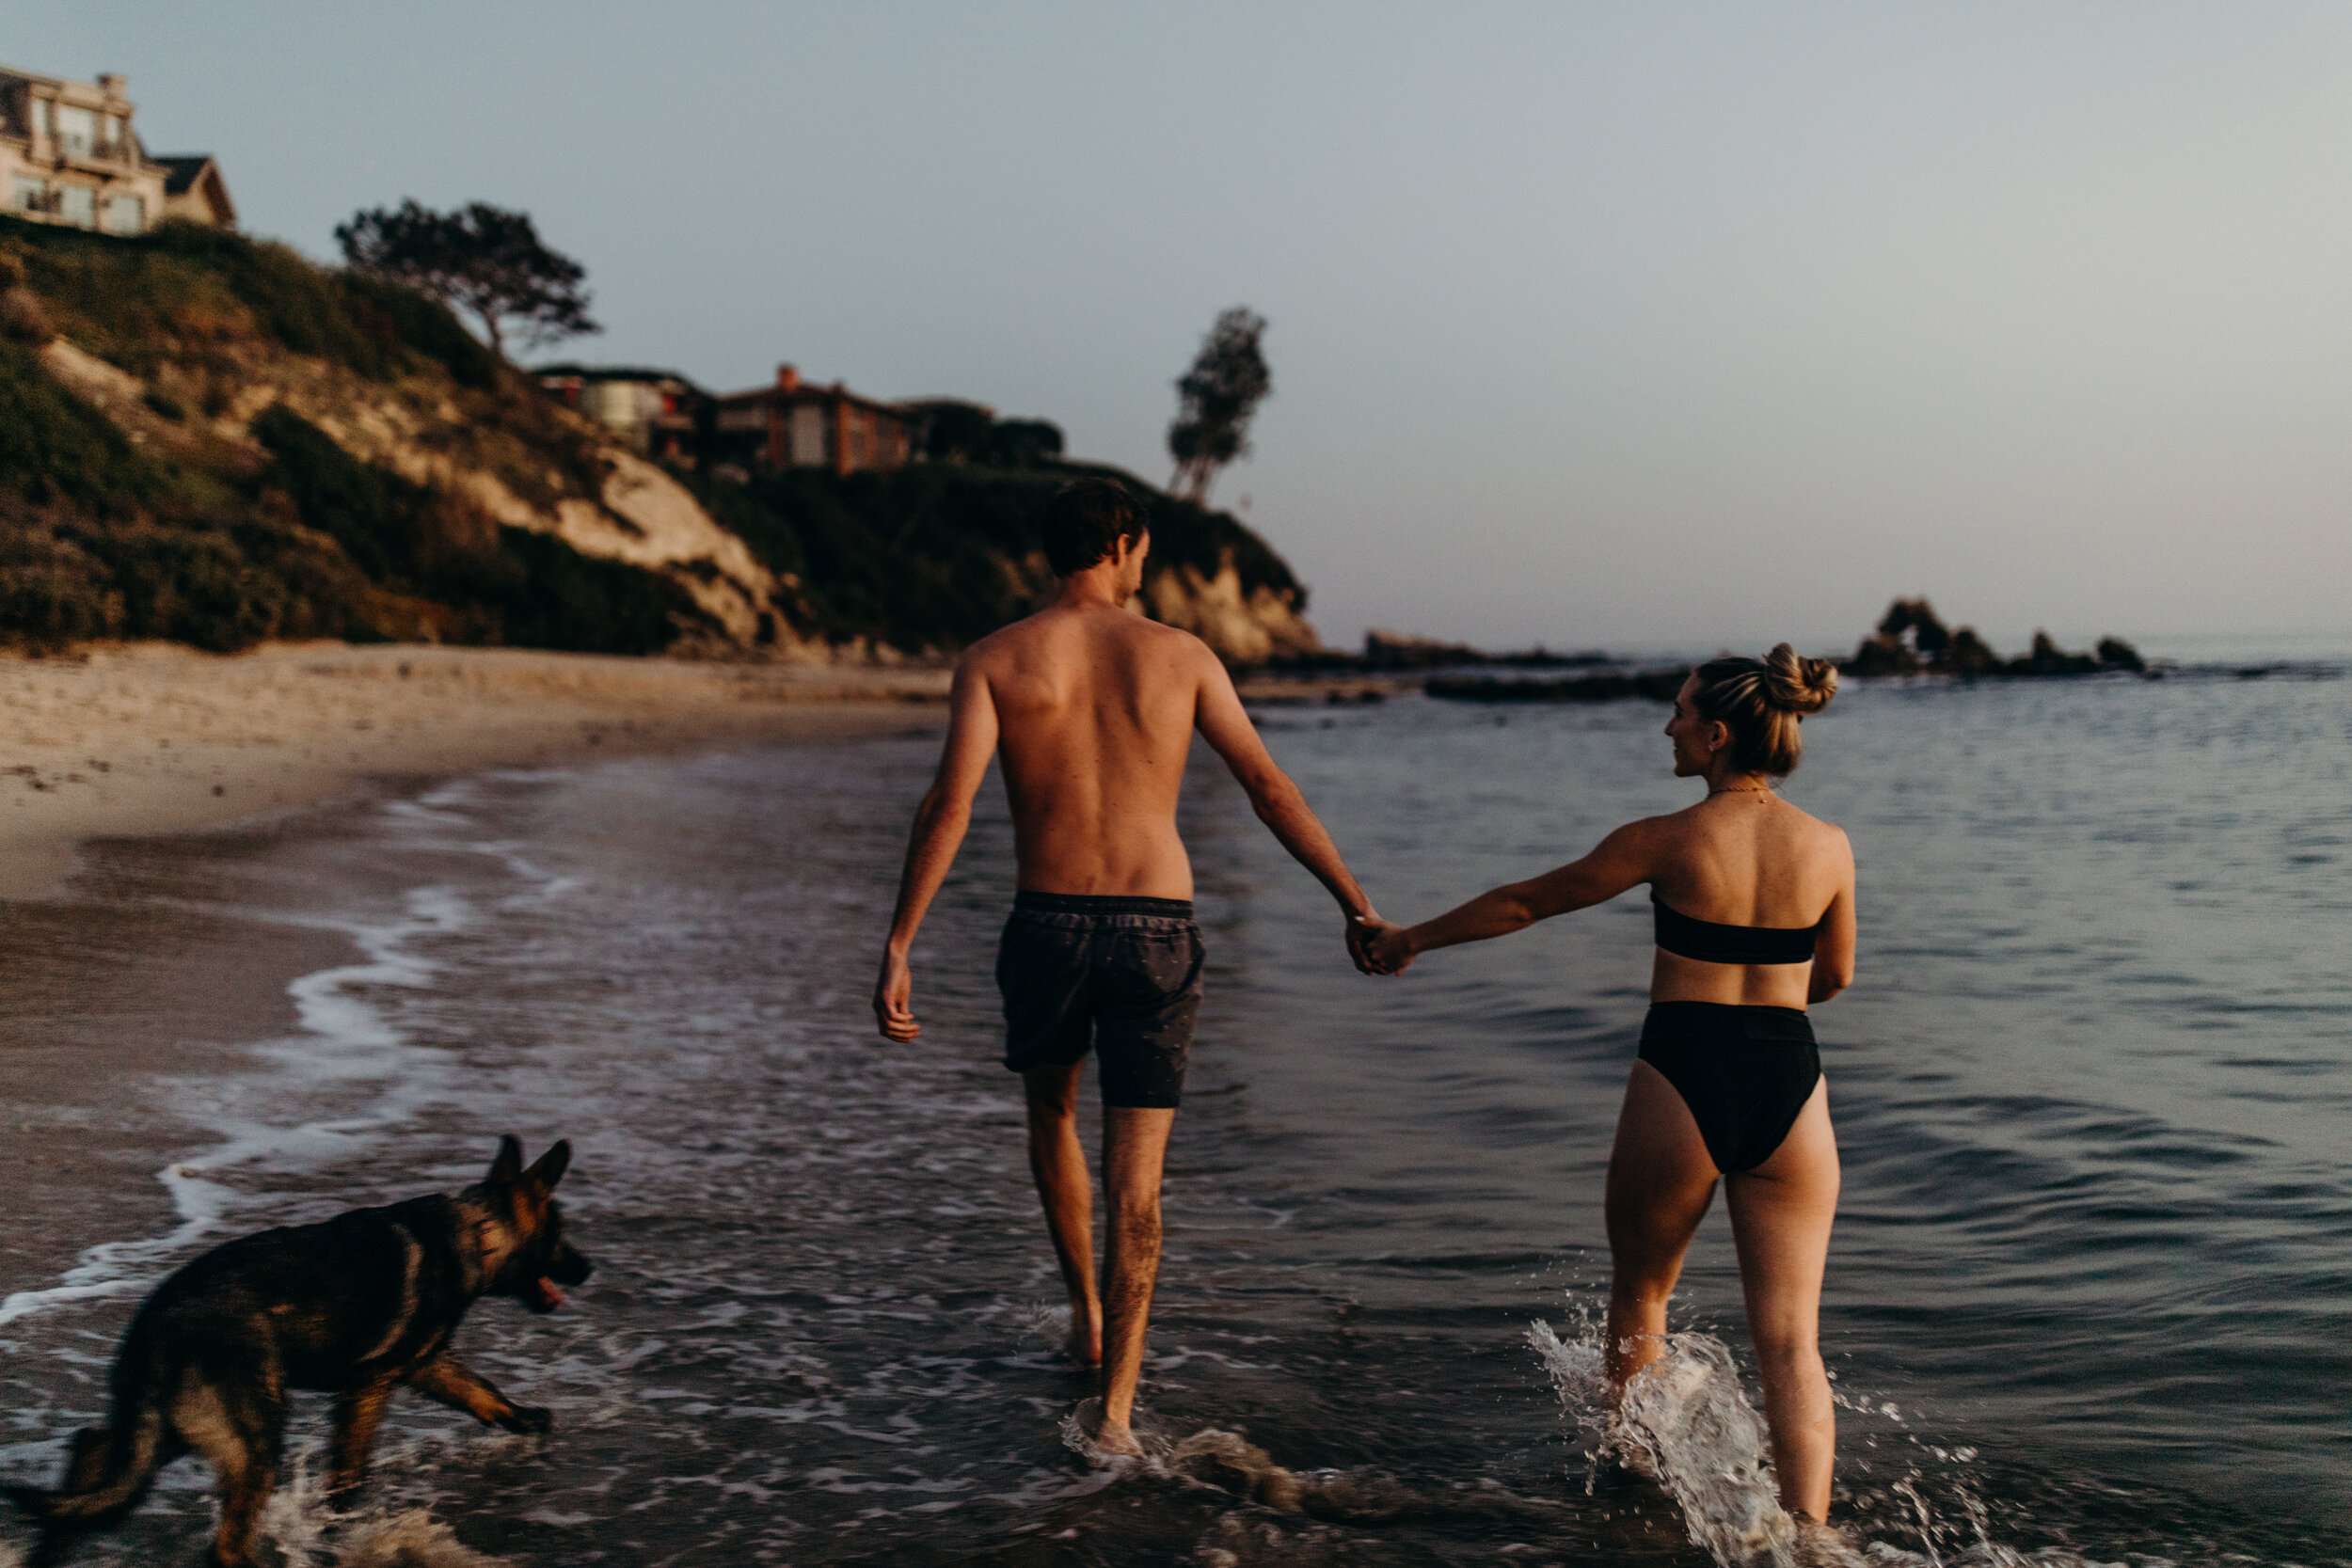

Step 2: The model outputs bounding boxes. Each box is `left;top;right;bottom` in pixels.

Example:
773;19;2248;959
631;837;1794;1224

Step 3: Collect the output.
7;1136;591;1568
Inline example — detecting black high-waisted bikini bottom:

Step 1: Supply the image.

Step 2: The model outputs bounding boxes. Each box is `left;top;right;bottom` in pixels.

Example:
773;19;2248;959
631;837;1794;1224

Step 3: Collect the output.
1636;1002;1820;1175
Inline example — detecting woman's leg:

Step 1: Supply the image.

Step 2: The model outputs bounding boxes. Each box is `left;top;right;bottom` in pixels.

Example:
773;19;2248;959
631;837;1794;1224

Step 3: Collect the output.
1604;1061;1722;1389
1723;1078;1840;1521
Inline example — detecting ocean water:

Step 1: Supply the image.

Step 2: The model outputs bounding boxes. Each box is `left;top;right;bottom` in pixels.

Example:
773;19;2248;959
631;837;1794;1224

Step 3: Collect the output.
0;665;2346;1566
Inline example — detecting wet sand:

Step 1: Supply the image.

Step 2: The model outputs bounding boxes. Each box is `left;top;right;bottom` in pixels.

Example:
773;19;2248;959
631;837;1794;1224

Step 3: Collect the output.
0;643;955;1307
0;642;952;901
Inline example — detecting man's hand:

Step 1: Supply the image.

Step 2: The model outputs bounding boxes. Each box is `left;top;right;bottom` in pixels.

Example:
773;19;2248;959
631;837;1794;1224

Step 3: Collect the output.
1356;917;1417;976
873;949;920;1041
1348;913;1406;976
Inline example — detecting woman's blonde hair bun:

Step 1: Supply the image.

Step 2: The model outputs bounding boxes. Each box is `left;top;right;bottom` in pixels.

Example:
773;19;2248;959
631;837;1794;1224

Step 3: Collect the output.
1690;643;1840;776
1762;641;1839;716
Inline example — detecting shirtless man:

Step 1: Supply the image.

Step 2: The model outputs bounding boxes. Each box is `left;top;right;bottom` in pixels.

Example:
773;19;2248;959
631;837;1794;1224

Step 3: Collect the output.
873;478;1379;1454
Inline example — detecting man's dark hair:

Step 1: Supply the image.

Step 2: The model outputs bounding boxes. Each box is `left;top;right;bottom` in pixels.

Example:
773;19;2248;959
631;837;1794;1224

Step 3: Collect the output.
1041;479;1148;577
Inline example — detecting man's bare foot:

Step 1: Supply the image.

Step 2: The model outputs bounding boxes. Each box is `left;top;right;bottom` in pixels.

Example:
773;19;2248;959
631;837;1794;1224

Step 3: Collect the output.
1085;1404;1144;1457
1066;1396;1145;1462
1064;1320;1103;1369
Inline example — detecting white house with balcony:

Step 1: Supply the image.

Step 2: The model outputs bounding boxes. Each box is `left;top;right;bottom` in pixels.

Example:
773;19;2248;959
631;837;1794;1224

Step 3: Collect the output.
0;64;235;235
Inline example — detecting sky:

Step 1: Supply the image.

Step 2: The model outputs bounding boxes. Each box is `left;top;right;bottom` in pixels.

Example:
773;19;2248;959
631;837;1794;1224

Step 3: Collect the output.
14;3;2352;655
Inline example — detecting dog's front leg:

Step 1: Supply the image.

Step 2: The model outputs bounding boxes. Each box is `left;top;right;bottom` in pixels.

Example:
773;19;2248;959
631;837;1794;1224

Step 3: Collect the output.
328;1378;396;1497
405;1354;551;1435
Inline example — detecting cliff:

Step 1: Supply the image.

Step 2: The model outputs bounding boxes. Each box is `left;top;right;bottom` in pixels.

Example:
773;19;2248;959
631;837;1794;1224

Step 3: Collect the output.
0;217;1318;663
696;460;1318;662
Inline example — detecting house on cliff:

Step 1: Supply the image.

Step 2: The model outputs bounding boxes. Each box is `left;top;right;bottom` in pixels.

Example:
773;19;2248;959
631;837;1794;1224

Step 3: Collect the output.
1;65;235;234
537;365;707;460
714;364;916;475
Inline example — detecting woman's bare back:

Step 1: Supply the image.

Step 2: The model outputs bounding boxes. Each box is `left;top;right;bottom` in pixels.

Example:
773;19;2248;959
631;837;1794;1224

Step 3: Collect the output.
1646;793;1854;1008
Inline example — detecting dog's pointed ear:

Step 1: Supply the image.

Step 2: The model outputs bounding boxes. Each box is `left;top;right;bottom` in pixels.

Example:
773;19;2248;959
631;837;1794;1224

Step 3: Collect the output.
525;1139;572;1193
489;1134;525;1187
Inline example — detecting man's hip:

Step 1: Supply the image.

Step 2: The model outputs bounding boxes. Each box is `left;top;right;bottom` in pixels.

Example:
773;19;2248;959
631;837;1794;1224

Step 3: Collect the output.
996;893;1205;1109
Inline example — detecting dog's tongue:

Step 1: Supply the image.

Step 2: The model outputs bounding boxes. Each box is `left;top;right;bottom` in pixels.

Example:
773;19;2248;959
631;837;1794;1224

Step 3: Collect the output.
532;1276;567;1310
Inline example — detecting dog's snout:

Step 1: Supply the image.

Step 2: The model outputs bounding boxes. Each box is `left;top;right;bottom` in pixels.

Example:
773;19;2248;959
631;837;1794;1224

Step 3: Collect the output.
550;1244;593;1287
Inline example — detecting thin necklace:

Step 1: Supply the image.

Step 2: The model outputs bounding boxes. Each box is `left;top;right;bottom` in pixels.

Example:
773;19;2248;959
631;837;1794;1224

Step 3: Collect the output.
1708;784;1774;798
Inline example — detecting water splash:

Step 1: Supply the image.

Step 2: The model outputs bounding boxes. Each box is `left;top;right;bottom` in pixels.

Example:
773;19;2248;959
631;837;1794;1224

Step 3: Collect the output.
1529;1319;2150;1568
1530;1317;1798;1565
255;1449;515;1568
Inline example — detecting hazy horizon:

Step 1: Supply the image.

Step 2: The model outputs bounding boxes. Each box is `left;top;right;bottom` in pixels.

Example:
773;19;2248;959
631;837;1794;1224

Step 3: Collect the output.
14;4;2351;654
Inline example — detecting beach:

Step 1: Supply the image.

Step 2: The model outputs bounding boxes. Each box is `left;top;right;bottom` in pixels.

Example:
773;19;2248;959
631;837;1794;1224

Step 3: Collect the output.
0;643;957;901
0;658;2345;1566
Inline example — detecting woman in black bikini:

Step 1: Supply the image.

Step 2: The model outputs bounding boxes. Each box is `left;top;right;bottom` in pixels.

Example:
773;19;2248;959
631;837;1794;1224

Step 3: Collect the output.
1363;645;1853;1522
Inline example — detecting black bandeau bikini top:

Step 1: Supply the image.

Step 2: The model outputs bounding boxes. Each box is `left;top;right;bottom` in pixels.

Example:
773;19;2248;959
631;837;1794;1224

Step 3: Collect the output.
1651;893;1822;965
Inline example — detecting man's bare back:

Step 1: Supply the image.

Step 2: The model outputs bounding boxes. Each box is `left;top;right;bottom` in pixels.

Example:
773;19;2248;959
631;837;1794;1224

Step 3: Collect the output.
968;601;1206;899
871;480;1379;1454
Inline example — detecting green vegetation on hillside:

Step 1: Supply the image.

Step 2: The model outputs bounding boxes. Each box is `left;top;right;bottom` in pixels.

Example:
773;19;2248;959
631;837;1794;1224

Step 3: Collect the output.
0;214;1316;662
697;460;1303;655
8;217;496;390
0;216;686;654
0;329;371;652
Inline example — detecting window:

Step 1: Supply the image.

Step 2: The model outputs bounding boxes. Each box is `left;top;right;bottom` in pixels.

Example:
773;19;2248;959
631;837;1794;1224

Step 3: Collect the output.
58;183;95;227
103;115;121;147
11;174;46;214
103;194;144;234
56;105;96;156
32;98;50;139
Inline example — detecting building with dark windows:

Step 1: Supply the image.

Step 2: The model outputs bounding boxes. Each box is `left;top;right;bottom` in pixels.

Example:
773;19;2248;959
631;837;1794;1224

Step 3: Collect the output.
0;64;234;235
713;364;916;475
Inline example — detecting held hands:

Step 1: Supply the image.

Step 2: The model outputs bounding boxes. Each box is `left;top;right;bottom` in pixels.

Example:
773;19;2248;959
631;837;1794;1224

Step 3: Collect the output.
1348;913;1419;976
873;948;920;1042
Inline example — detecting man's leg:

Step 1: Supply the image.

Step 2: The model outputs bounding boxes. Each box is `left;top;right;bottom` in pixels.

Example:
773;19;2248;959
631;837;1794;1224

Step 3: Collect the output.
1023;1061;1101;1367
1094;1104;1176;1451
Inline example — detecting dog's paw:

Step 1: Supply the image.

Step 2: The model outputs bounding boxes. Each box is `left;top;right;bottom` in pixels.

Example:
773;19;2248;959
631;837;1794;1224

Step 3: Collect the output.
499;1405;554;1435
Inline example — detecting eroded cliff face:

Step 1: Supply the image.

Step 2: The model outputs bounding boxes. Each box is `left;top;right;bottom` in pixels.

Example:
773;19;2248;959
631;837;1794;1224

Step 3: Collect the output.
39;334;802;655
38;328;1327;663
1141;555;1321;664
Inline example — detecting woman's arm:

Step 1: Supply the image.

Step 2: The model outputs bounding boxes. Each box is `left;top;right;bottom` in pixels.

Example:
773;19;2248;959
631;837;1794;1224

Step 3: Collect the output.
1806;830;1857;1004
1367;820;1658;974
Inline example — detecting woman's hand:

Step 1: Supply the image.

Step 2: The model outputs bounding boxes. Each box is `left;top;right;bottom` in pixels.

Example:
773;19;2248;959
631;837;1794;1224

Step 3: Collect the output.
1360;918;1419;975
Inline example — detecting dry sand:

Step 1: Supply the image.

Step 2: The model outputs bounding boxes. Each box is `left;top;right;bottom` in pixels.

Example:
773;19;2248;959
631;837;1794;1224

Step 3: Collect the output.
0;642;953;900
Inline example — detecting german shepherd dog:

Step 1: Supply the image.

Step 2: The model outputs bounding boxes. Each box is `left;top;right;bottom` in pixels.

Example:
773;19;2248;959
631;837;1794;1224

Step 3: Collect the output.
7;1136;591;1567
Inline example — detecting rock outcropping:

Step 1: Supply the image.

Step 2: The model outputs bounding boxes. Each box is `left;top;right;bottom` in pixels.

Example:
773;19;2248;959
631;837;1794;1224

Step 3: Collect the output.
1847;597;2143;678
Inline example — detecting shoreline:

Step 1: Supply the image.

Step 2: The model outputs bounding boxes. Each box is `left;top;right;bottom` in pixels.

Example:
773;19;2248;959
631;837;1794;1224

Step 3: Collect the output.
0;641;955;902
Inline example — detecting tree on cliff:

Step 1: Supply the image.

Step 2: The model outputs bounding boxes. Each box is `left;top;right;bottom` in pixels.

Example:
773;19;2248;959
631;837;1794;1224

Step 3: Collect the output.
335;200;599;359
1167;307;1270;504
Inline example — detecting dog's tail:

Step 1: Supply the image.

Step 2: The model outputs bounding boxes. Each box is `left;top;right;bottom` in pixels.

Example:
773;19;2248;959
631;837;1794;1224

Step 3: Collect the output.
5;1409;169;1527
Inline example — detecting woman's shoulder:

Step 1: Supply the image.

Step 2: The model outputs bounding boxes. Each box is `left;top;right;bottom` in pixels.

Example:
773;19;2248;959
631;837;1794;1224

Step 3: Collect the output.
1779;801;1854;869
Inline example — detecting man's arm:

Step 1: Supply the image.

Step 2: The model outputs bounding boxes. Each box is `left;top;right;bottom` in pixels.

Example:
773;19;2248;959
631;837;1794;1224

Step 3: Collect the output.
1191;652;1381;960
873;657;1000;1041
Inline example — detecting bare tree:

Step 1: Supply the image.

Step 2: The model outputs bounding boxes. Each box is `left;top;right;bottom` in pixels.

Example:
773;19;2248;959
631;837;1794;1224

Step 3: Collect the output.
1167;307;1270;504
336;199;599;359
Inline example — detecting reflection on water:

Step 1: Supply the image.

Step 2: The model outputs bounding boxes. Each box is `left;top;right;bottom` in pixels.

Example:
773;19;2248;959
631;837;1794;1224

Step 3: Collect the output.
0;668;2345;1564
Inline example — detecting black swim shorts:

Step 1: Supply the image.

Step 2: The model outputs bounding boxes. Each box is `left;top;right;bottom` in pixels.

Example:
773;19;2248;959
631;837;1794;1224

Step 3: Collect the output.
996;891;1204;1109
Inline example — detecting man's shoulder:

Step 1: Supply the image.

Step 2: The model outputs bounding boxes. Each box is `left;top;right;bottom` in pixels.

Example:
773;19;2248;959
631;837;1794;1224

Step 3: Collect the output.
959;611;1062;670
1121;611;1215;658
971;606;1212;665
